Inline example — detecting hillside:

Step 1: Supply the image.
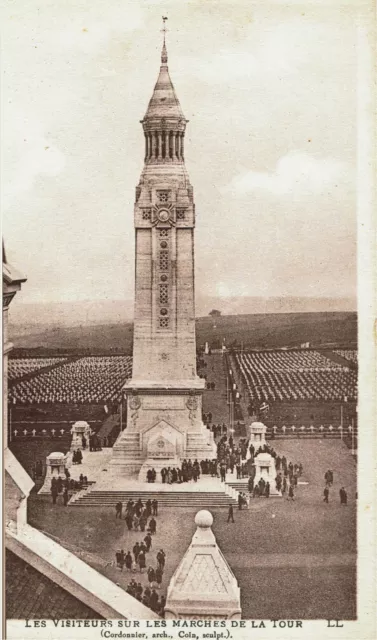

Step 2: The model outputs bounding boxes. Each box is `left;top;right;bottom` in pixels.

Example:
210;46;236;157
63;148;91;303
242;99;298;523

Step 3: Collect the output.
9;312;357;356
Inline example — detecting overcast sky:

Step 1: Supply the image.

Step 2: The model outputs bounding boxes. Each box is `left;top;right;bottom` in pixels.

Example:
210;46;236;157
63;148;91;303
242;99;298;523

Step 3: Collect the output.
2;0;361;305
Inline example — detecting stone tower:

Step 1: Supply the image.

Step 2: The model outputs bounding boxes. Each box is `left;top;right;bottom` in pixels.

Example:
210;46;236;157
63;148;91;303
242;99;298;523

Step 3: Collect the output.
111;33;216;478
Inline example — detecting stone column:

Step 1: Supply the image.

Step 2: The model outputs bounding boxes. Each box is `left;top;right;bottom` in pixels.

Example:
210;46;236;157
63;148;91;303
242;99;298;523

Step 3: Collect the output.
171;132;176;159
165;510;242;619
152;131;157;159
180;133;185;160
157;132;162;159
176;132;180;159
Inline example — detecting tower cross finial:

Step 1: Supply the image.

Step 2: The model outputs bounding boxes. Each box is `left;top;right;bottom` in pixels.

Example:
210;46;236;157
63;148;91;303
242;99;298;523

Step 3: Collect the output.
161;16;168;64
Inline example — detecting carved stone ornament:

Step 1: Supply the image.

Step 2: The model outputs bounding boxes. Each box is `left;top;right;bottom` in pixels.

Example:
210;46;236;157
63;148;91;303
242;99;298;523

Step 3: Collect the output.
129;396;141;410
186;396;198;411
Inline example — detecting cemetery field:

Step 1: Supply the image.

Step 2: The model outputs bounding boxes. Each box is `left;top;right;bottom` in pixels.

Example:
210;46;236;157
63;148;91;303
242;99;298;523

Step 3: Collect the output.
28;439;356;620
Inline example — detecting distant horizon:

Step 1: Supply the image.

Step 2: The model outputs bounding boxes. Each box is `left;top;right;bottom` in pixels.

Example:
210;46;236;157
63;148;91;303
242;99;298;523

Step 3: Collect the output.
9;294;357;331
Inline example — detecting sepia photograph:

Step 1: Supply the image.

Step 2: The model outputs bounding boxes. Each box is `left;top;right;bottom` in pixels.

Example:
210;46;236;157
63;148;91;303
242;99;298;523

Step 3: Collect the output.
2;0;376;638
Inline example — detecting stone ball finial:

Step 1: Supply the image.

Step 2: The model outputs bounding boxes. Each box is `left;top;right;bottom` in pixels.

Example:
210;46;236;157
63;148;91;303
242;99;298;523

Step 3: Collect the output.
195;510;213;528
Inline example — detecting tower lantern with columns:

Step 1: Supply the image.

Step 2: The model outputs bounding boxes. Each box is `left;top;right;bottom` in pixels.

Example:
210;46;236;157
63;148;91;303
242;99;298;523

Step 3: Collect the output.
111;23;216;478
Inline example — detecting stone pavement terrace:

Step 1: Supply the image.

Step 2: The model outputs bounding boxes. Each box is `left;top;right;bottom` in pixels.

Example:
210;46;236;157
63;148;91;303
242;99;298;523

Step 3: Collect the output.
29;439;356;620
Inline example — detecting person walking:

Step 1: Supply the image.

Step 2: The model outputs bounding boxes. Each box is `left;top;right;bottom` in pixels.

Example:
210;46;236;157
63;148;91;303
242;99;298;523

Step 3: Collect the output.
155;565;163;589
115;501;122;519
149;517;157;535
157;549;166;571
323;486;329;503
287;485;295;501
119;549;125;572
339;487;348;505
138;551;146;573
133;542;140;565
227;503;235;523
125;551;133;571
147;566;156;589
144;532;152;552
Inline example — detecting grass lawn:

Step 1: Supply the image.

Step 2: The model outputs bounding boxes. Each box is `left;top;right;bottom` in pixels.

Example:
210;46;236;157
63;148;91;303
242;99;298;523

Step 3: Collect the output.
28;439;356;620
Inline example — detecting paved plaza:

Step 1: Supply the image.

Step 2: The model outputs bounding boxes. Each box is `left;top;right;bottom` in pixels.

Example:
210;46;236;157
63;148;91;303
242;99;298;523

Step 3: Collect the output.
28;438;356;620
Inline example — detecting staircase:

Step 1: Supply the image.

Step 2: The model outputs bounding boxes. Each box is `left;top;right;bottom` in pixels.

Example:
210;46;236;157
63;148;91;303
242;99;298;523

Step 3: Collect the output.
70;489;237;508
225;480;249;492
96;413;120;443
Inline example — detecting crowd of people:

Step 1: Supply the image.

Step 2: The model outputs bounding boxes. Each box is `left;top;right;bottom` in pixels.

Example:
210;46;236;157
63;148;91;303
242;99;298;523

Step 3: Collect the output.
8;356;133;405
113;496;166;616
116;498;158;532
72;449;83;464
50;470;90;504
125;580;165;616
235;350;357;403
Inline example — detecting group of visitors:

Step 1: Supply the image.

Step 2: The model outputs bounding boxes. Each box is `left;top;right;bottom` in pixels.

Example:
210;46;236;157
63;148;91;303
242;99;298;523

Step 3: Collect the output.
50;470;90;505
125;580;166;616
146;468;157;483
322;470;348;505
88;433;102;452
51;475;70;506
115;498;158;533
160;459;202;484
113;495;166;615
72;449;83;464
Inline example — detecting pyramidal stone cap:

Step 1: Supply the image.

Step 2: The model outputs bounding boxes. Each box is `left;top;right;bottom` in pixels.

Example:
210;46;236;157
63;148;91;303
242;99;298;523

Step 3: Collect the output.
143;38;186;121
165;510;241;620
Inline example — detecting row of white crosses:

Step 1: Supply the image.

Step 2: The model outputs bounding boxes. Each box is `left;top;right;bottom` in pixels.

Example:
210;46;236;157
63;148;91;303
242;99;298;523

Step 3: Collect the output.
8;357;68;381
12;428;66;437
270;425;356;433
8;355;132;405
236;351;357;402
